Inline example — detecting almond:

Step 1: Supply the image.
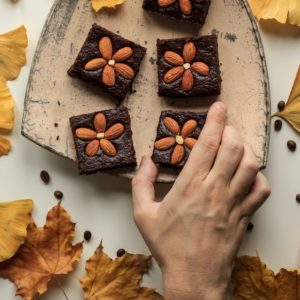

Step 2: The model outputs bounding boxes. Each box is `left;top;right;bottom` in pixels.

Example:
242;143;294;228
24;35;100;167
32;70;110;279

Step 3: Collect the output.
191;62;210;76
99;36;112;60
115;63;135;79
102;65;115;87
182;69;194;92
155;137;176;150
85;140;100;157
158;0;176;7
94;113;106;133
105;123;125;140
164;117;180;135
183;42;196;63
84;58;107;71
181;119;197;137
163;66;184;84
171;144;185;165
100;139;117;156
112;47;133;62
75;128;97;140
184;137;197;149
179;0;192;15
164;51;184;66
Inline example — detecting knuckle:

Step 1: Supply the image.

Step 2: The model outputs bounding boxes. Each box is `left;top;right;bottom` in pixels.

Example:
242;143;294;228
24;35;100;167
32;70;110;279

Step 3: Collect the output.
203;135;220;152
260;183;271;198
133;208;144;225
246;161;260;174
228;139;244;155
131;176;143;189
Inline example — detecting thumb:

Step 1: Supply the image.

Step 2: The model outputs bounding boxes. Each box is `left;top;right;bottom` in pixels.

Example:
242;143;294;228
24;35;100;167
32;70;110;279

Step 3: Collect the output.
132;156;158;224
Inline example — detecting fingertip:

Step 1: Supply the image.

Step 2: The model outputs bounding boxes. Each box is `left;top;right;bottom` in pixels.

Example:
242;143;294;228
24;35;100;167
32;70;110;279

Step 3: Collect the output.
137;156;158;181
207;101;227;123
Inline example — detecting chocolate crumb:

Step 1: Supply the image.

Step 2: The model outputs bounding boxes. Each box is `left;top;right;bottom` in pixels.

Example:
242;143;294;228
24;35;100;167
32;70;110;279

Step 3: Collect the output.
56;136;60;141
287;140;297;152
296;194;300;203
54;190;63;200
274;119;282;131
84;231;92;241
40;170;50;184
54;123;58;127
117;248;126;257
277;101;285;111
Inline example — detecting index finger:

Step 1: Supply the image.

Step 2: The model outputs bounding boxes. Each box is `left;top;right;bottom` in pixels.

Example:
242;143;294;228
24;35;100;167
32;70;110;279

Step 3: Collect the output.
178;101;227;183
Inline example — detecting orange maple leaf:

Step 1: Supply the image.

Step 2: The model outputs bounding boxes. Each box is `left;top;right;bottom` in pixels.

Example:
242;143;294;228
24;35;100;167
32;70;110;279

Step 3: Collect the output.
80;243;164;300
0;203;83;300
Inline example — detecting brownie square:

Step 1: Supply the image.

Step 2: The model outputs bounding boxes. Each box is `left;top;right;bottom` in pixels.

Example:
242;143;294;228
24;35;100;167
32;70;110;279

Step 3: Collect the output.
70;107;136;175
68;24;146;100
143;0;211;25
157;35;221;97
152;110;207;168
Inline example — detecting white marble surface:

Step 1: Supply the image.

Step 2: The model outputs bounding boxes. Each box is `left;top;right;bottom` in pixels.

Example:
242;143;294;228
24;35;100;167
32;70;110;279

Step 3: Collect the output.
0;1;300;299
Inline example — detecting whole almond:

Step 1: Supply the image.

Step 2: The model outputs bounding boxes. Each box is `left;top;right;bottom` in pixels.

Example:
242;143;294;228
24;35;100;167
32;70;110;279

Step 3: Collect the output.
84;58;107;71
164;117;180;135
183;42;196;63
158;0;176;7
105;123;125;140
182;69;194;92
164;51;184;66
99;36;112;60
171;144;185;165
181;119;197;137
85;140;100;157
184;137;197;149
192;62;210;76
155;137;176;150
112;47;133;62
75;128;97;140
180;0;192;15
100;139;117;156
102;65;115;87
94;113;106;133
163;66;184;84
115;63;135;79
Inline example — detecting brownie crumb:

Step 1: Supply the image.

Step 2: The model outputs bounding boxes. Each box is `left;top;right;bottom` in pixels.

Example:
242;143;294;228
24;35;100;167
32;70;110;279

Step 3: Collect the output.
117;248;126;257
54;190;63;200
287;140;297;152
84;231;92;242
40;170;50;184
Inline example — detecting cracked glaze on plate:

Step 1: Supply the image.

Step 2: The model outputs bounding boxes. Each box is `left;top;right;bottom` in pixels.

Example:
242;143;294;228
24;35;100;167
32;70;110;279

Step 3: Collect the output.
22;0;270;183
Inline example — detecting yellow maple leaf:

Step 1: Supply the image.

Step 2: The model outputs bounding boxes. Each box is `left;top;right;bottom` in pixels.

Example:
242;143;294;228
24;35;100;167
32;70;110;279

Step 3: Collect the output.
80;243;164;300
0;200;33;262
248;0;300;26
91;0;126;13
232;255;300;299
274;66;300;133
0;203;83;300
0;25;28;81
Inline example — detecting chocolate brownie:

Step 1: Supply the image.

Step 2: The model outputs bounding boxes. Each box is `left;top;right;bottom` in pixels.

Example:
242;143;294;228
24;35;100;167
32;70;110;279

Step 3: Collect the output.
152;110;207;168
157;35;221;97
68;24;146;100
143;0;211;25
70;107;136;175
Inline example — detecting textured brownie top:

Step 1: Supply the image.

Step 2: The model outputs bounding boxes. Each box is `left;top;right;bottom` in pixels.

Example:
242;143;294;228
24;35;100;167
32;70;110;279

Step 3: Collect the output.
152;110;207;168
157;35;221;97
143;0;211;25
70;107;136;175
68;24;146;100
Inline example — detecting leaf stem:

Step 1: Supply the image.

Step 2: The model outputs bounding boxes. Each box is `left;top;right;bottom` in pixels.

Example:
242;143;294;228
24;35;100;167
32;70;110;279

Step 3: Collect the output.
53;275;69;300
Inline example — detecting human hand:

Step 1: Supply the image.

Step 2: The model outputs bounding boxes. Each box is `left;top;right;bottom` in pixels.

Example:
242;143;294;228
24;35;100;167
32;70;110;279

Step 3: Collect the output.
132;102;271;300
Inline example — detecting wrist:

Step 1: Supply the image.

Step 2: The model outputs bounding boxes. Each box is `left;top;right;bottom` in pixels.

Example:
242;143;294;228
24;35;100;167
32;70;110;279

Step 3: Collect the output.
163;268;229;300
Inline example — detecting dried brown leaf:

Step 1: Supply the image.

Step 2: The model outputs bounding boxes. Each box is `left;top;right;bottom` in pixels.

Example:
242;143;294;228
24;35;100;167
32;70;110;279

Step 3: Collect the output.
80;243;163;300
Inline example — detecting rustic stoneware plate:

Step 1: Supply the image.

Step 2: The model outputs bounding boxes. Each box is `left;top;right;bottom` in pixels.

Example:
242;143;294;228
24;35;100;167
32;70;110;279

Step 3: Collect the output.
22;0;270;183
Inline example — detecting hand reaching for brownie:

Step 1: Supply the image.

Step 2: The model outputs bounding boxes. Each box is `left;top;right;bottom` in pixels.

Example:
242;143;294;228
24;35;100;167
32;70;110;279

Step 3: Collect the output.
132;101;271;300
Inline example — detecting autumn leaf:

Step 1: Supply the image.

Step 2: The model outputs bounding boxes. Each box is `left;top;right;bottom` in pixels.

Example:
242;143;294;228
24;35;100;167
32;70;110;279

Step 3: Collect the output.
0;25;28;81
80;243;163;300
248;0;300;26
0;202;83;300
274;66;300;133
91;0;126;13
0;200;33;262
0;77;14;132
232;255;300;299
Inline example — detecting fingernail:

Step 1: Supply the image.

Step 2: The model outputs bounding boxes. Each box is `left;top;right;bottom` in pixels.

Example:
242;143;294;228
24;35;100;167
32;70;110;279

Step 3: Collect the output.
214;101;226;113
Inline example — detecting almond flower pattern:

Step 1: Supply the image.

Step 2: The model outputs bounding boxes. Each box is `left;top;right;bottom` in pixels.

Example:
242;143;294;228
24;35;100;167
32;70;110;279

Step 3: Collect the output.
154;116;198;165
158;0;205;15
84;37;135;87
75;113;125;157
163;41;210;92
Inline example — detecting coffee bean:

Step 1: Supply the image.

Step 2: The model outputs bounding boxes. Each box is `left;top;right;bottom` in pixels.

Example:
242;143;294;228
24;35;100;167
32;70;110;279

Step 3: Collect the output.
296;194;300;203
40;170;50;184
54;190;63;200
84;231;92;242
274;119;282;131
247;222;254;231
287;140;297;152
277;101;285;111
117;248;126;257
